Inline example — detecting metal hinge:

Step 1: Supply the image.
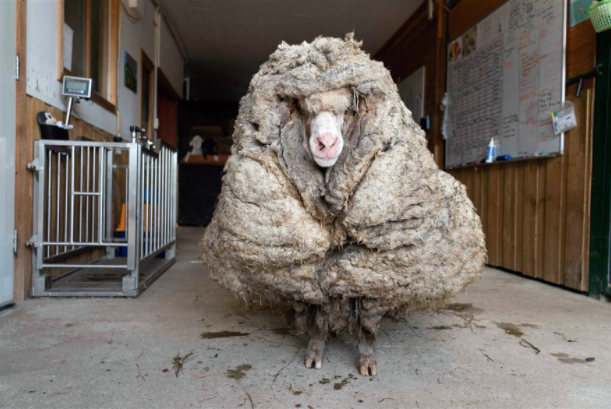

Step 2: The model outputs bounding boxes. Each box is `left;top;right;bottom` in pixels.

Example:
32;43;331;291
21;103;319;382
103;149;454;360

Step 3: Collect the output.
13;230;17;254
27;159;43;172
26;234;40;248
15;55;19;81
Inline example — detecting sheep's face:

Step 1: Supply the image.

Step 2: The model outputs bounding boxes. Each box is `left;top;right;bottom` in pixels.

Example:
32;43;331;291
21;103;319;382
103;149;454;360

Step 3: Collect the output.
300;89;352;168
308;112;344;167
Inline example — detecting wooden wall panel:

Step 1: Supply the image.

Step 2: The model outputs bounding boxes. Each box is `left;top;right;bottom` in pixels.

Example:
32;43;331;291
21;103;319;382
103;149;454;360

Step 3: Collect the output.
446;101;593;292
535;160;548;279
377;0;596;291
514;164;524;272
448;0;595;291
521;161;538;277
542;152;566;285
502;164;516;271
486;166;504;266
446;87;592;291
564;87;593;289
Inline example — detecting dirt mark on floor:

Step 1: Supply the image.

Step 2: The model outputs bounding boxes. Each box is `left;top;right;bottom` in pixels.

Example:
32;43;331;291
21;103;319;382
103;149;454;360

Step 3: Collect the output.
201;331;250;339
495;322;540;337
496;323;524;337
333;374;356;390
445;303;484;314
226;364;252;379
551;353;594;364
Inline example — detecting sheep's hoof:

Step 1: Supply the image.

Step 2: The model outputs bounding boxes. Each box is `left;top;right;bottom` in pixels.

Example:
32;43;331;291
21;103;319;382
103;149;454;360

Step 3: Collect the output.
357;354;377;376
304;339;324;369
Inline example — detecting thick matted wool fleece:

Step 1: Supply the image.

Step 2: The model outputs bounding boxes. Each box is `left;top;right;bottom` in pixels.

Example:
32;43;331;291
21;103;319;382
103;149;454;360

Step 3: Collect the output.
200;34;487;329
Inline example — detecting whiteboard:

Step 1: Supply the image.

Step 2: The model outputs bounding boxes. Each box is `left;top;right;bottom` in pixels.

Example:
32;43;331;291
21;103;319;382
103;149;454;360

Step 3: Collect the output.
445;0;566;169
399;66;425;125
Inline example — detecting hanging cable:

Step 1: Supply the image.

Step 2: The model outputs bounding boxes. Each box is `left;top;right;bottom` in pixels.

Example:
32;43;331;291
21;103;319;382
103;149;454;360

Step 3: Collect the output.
121;1;141;23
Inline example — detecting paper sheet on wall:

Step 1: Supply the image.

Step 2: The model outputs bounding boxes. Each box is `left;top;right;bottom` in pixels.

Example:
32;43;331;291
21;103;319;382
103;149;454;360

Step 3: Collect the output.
570;0;593;27
63;24;73;72
445;0;565;168
398;67;425;125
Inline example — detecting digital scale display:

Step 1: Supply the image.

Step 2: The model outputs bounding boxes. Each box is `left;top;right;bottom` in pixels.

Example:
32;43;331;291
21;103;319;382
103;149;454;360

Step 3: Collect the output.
62;76;92;99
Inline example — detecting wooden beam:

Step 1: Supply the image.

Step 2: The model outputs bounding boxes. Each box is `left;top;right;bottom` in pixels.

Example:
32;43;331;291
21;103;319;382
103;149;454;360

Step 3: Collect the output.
56;0;64;80
109;0;120;105
140;50;155;135
85;0;92;78
14;0;28;301
434;5;446;168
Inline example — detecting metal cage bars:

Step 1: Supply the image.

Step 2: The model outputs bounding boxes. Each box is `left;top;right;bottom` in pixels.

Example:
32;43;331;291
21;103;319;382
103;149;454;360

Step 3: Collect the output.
29;140;177;297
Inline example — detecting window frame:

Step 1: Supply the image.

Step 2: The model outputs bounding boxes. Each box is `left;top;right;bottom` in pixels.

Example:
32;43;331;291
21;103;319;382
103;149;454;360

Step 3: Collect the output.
57;0;119;113
140;50;155;137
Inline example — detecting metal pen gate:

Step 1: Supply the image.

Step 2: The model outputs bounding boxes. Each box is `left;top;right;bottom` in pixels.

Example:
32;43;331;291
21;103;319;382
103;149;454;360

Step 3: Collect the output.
28;140;177;297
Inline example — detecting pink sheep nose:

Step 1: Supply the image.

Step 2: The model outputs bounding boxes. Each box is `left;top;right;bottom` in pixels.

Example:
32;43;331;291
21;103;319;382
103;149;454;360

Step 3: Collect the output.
315;134;340;157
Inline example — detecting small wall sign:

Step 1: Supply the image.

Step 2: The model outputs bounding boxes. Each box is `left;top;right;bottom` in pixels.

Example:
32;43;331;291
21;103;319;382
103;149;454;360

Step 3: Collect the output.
124;51;138;93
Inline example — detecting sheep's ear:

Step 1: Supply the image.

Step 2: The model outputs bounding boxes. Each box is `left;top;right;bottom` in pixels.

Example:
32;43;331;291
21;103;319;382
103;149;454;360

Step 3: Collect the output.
342;97;363;140
350;88;360;114
281;97;302;119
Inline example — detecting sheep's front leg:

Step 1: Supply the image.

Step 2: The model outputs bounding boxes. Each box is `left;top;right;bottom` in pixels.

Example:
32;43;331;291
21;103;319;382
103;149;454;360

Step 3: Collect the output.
304;307;327;369
356;326;377;376
354;312;382;376
305;328;325;369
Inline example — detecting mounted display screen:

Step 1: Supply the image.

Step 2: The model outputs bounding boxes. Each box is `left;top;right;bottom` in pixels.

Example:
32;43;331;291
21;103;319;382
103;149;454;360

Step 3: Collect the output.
62;76;92;99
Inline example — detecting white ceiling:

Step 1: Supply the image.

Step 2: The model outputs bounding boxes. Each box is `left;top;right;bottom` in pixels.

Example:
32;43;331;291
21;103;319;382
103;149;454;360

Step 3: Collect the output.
164;0;425;101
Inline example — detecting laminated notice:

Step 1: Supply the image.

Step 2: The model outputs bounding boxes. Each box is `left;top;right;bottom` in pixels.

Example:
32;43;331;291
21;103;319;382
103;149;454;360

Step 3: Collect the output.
551;101;577;134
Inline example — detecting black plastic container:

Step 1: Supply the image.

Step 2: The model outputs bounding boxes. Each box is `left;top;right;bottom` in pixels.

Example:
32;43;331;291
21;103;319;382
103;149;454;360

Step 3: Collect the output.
37;111;69;140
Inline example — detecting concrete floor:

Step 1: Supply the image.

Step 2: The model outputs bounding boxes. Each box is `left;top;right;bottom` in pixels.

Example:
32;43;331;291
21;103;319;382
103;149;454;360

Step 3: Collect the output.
1;227;611;409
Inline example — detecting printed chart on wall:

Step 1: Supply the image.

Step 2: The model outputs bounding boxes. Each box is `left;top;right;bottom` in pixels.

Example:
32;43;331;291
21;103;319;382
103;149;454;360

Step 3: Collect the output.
445;0;566;169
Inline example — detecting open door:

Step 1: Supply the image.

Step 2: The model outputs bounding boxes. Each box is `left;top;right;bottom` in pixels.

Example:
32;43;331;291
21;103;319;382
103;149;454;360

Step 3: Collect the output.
589;29;611;301
157;71;179;148
0;0;17;309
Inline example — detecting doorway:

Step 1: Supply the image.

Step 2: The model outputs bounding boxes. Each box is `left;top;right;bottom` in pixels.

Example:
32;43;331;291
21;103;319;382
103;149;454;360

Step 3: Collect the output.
589;29;611;301
0;0;16;309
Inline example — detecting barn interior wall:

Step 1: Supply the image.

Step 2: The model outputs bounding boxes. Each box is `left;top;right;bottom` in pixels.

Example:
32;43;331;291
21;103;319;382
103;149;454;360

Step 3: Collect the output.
375;0;596;292
14;0;184;300
375;1;446;167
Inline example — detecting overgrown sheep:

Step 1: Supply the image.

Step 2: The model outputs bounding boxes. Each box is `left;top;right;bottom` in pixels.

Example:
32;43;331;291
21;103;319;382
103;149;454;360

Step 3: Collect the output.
200;33;487;376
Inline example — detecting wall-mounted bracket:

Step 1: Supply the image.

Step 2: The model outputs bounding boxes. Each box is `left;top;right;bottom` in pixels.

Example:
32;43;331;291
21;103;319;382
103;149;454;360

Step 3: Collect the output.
566;63;604;97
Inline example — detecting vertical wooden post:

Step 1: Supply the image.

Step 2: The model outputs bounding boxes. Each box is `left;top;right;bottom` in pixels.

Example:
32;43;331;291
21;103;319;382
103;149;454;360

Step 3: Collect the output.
14;0;29;301
433;3;447;168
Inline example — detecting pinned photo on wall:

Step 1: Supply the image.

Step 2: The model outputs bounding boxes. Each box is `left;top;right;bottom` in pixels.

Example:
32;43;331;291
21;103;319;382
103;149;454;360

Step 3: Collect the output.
462;26;477;57
448;38;462;63
124;51;138;93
